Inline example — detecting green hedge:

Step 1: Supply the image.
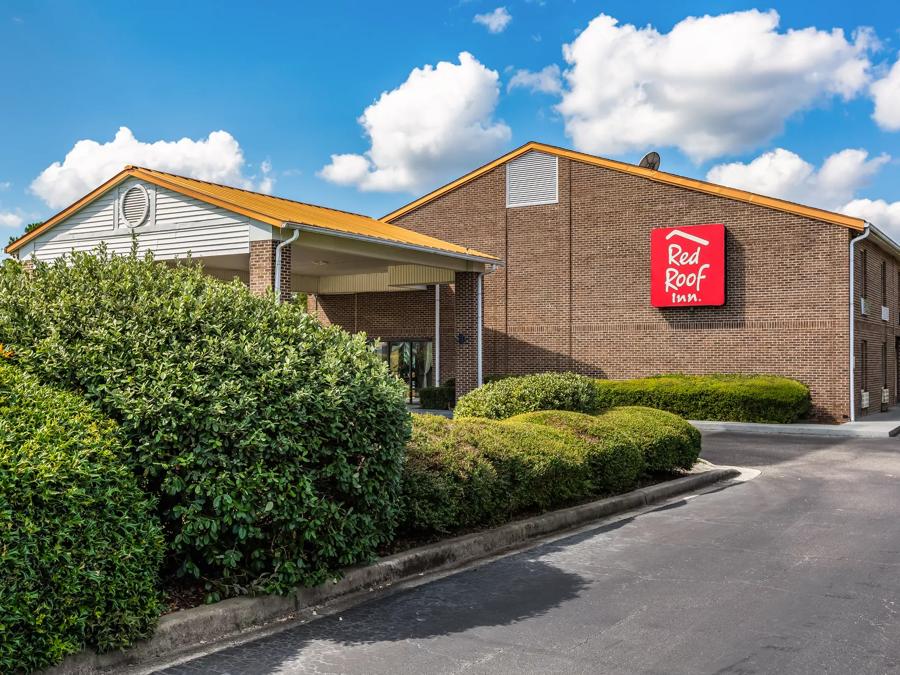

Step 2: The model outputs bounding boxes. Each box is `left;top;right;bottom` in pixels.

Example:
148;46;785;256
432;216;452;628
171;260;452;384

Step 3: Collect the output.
594;374;810;423
420;375;508;411
419;385;454;410
399;406;698;536
0;249;410;598
508;410;645;493
515;407;700;474
0;363;163;673
454;372;600;420
399;415;591;534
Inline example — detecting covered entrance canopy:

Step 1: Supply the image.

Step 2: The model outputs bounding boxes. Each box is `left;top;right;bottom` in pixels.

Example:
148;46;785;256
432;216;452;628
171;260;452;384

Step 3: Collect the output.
6;166;502;396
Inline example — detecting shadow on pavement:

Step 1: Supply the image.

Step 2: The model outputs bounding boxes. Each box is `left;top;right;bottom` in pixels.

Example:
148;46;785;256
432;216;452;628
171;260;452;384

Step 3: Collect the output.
155;557;588;674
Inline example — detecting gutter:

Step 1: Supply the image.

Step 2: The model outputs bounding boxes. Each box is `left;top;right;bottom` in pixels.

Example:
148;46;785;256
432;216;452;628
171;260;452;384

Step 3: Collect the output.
849;223;872;422
274;225;301;304
284;221;503;267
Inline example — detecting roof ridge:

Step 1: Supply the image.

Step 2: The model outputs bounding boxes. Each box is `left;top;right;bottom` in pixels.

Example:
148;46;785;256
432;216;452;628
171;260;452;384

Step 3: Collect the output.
524;142;859;220
381;141;866;230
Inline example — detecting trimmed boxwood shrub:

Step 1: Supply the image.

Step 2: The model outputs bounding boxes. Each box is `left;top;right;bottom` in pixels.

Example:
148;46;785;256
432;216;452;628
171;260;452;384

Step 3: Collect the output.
0;362;163;673
509;410;644;492
399;414;591;535
399;405;696;537
514;407;699;474
455;372;600;420
594;374;810;423
419;385;454;410
0;249;410;598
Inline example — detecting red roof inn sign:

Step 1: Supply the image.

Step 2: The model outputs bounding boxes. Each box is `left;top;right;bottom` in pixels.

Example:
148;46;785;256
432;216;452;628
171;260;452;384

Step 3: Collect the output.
650;224;726;307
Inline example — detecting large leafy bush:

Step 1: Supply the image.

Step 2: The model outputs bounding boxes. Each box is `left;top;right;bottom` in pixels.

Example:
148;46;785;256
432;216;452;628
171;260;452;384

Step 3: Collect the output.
0;362;162;673
0;250;410;597
594;374;810;423
454;372;600;420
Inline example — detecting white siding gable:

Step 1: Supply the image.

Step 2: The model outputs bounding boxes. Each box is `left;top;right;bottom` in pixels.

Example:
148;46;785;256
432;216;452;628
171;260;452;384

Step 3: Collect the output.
22;178;254;262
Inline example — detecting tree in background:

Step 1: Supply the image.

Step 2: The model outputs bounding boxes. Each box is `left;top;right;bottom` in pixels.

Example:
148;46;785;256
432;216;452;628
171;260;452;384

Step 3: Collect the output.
7;222;43;249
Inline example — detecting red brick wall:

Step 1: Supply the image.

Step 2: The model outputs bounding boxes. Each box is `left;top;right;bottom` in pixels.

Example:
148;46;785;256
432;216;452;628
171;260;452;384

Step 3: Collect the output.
853;238;900;416
249;239;292;303
392;157;854;421
309;286;458;388
453;272;480;396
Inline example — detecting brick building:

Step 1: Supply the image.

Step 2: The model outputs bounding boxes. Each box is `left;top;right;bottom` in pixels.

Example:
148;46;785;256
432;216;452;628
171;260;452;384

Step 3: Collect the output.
312;142;900;422
10;144;900;422
6;166;498;400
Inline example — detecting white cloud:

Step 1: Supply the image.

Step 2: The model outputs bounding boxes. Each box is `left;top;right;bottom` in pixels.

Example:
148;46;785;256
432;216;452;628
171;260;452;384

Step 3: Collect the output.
0;212;23;228
555;10;873;162
319;52;511;193
31;127;272;209
474;7;511;34
319;154;370;187
707;148;888;209
0;182;10;191
872;56;900;130
707;146;900;237
257;160;275;194
842;199;900;230
508;64;562;94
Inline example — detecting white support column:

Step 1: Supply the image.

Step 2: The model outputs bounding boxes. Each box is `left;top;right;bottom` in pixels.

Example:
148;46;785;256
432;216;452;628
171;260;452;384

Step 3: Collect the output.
434;284;441;386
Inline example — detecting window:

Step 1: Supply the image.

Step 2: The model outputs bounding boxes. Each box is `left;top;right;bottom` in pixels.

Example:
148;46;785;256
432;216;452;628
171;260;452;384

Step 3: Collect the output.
882;260;887;305
883;342;888;389
861;340;868;391
861;249;868;300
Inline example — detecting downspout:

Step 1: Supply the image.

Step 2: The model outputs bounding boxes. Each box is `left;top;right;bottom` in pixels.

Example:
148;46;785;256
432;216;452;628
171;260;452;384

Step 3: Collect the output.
274;225;301;304
477;271;484;387
434;284;441;386
849;223;872;422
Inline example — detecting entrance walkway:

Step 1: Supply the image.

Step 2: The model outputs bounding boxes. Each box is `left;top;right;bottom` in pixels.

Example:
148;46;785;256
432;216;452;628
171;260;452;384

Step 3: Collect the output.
692;407;900;438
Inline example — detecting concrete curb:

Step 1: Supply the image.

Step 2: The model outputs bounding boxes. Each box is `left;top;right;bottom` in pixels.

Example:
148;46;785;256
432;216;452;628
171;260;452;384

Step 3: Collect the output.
690;419;900;438
46;466;740;675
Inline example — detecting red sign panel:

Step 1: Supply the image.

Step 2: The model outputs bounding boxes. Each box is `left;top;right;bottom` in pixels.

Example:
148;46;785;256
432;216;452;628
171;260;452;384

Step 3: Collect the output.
650;224;725;307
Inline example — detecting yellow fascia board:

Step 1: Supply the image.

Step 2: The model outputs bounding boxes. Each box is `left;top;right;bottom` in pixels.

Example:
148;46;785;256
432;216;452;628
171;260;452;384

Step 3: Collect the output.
382;141;866;231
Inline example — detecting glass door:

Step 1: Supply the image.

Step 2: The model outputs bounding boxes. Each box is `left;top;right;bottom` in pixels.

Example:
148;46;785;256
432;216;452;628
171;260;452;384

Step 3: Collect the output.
377;339;434;403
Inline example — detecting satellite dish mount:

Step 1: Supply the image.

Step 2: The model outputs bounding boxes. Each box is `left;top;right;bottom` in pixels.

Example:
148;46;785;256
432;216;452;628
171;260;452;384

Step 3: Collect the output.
639;151;661;171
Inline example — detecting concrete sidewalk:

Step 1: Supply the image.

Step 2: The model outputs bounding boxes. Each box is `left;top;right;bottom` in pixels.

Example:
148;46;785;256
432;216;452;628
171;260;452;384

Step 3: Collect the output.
411;405;900;438
692;406;900;438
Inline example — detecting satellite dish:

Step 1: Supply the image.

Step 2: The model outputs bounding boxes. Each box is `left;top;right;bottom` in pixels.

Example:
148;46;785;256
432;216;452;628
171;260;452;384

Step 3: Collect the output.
639;151;661;170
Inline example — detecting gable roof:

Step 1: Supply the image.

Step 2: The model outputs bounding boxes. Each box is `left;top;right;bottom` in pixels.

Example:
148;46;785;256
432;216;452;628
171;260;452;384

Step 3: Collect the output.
382;141;866;231
7;166;500;262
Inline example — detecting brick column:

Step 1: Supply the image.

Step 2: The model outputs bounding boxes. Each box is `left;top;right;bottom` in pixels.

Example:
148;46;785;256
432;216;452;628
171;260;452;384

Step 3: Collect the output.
454;271;481;398
249;239;292;302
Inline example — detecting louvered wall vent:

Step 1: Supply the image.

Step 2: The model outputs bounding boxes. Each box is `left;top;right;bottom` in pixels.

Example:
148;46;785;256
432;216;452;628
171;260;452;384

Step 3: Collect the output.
506;151;558;208
120;184;151;227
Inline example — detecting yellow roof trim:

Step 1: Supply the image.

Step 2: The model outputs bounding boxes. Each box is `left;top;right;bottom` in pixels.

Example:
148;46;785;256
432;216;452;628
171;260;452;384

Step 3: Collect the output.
7;166;500;261
6;169;133;253
382;141;866;231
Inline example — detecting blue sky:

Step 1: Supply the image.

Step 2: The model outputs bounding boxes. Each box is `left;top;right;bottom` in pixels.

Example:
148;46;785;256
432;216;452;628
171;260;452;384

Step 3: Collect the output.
3;1;900;238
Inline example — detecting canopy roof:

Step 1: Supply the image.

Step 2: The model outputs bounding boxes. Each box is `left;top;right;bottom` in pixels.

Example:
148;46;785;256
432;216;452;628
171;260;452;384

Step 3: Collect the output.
7;166;500;262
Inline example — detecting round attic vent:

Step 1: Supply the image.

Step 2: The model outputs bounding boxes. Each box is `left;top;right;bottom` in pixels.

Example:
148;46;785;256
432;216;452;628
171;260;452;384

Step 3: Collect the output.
120;185;150;227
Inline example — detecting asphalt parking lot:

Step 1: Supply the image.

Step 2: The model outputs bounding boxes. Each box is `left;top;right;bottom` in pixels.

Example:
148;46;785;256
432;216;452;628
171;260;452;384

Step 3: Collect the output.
156;431;900;674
